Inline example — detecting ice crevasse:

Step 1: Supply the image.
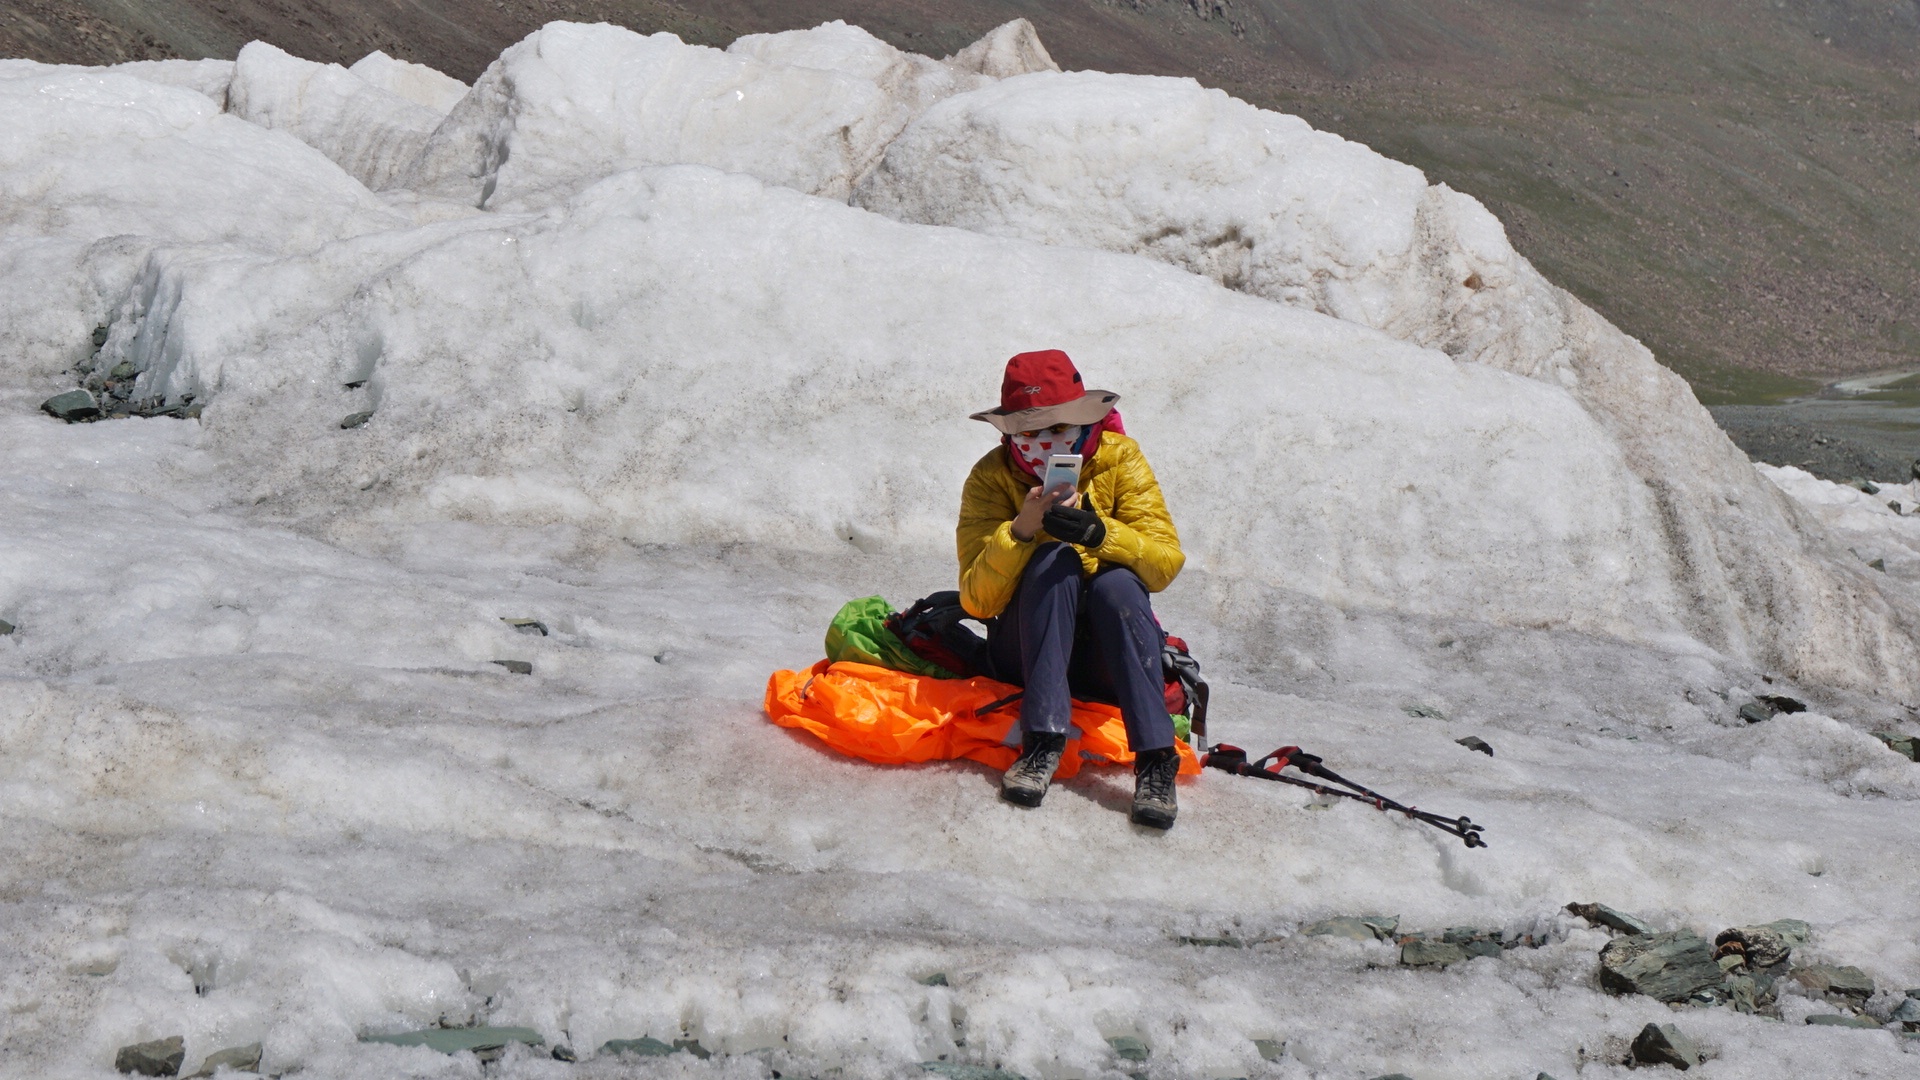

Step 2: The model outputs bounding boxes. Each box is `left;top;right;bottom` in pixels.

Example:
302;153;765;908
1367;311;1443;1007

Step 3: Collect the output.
1;17;1915;695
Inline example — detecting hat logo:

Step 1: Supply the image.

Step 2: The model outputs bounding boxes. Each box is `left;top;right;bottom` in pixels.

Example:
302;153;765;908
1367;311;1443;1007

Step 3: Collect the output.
1022;385;1042;395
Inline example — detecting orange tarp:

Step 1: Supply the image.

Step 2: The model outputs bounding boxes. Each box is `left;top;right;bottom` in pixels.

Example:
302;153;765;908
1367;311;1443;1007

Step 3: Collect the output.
764;660;1200;779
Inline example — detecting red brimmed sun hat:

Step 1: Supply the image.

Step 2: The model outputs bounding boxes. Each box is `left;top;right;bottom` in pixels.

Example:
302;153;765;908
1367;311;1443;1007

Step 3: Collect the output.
970;350;1120;434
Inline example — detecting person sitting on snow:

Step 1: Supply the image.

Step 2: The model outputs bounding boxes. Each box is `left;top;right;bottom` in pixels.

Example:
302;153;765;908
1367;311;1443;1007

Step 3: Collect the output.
958;350;1186;828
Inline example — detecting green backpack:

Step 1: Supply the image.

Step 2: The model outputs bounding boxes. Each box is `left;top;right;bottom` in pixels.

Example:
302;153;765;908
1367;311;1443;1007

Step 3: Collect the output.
823;596;962;679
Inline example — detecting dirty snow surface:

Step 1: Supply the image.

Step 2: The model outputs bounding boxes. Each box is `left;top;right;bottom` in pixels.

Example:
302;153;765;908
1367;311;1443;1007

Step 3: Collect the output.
4;19;1919;1080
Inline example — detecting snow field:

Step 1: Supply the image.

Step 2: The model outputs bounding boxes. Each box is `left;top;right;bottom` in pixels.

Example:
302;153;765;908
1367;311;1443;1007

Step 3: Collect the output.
2;17;1918;1080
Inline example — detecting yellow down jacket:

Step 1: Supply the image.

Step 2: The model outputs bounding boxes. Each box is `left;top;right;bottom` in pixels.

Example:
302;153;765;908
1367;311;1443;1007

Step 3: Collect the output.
956;434;1184;620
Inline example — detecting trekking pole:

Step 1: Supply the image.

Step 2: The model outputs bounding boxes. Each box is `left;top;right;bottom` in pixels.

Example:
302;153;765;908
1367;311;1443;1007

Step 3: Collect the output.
1202;744;1488;849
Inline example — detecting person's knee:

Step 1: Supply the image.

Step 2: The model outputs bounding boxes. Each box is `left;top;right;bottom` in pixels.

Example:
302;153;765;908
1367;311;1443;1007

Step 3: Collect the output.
1086;568;1150;618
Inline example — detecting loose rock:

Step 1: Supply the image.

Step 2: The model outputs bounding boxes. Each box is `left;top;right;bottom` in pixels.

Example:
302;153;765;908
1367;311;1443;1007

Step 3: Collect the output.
1756;694;1806;713
1253;1038;1285;1061
493;660;533;675
1804;1013;1881;1029
1889;991;1920;1029
189;1043;262;1077
1599;930;1723;1002
1455;735;1494;756
1794;964;1874;1003
1850;476;1881;494
919;972;950;986
1566;901;1654;936
115;1036;185;1076
0;619;13;635
921;1065;1027;1080
1402;704;1446;720
1737;702;1773;724
501;617;548;636
1874;732;1919;761
340;410;374;429
1106;1035;1147;1062
1400;939;1467;967
42;389;101;423
1630;1022;1700;1069
600;1037;675;1056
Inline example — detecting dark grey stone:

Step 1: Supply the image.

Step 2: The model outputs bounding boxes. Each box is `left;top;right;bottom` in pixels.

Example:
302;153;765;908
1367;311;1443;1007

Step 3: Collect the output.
1805;1013;1882;1029
1402;704;1446;720
339;411;374;429
361;1027;543;1054
1566;902;1654;936
501;618;548;636
1738;701;1773;724
0;619;13;635
1870;558;1887;572
189;1043;261;1077
600;1037;674;1056
919;972;950;986
1795;964;1875;1003
1400;939;1467;967
1874;732;1919;761
92;325;110;347
1889;994;1920;1028
492;660;532;675
1107;1035;1147;1061
1455;735;1493;756
550;1045;577;1062
921;1064;1027;1080
1631;1022;1700;1069
1850;476;1882;494
1756;694;1806;713
109;361;137;380
115;1036;185;1076
1253;1038;1285;1061
43;389;100;422
1301;917;1379;941
1599;930;1723;1002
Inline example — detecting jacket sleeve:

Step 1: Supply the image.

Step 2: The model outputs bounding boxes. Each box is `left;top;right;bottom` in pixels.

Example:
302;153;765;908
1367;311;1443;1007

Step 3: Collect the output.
957;455;1037;619
1090;443;1184;592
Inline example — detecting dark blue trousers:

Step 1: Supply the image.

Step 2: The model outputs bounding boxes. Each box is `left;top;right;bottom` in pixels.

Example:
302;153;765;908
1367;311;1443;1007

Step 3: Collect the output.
987;543;1177;753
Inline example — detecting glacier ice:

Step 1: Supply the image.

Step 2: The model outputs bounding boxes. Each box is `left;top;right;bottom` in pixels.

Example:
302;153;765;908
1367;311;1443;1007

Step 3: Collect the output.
2;17;1918;1080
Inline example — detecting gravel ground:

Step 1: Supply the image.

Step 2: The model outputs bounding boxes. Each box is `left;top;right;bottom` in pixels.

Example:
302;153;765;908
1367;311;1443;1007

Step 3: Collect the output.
1711;403;1920;485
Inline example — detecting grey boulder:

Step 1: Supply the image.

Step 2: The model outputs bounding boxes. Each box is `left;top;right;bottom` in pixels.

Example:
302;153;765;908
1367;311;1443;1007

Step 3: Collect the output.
1598;930;1723;1002
189;1043;262;1077
1804;1013;1882;1029
115;1036;185;1076
1565;901;1654;936
42;389;101;423
1630;1023;1700;1069
1794;964;1874;1003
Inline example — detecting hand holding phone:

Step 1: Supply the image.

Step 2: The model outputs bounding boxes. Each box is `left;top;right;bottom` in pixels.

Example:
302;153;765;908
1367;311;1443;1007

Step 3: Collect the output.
1041;454;1082;503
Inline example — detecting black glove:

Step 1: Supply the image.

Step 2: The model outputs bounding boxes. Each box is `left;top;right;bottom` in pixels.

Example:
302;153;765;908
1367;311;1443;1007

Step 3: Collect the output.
1042;504;1106;548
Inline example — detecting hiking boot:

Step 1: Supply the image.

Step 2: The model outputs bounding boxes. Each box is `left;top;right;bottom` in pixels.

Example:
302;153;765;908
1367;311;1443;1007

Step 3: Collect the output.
1001;731;1068;807
1130;747;1179;829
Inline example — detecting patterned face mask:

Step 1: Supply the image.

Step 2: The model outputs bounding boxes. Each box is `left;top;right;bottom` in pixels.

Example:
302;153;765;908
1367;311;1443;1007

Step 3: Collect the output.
1009;424;1085;474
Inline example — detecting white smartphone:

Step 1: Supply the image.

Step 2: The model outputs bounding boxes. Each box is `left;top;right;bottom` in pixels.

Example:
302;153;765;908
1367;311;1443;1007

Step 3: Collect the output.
1042;454;1082;500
